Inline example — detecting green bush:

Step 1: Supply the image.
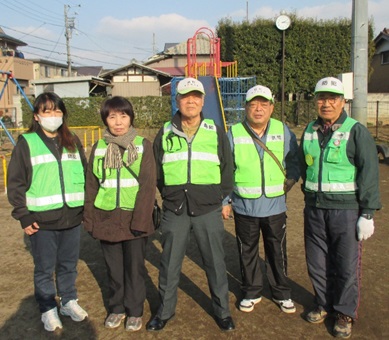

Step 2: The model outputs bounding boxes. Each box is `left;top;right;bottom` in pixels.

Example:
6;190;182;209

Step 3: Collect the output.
21;96;172;129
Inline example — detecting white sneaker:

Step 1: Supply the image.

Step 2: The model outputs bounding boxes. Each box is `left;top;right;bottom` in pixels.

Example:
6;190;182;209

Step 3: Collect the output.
41;307;63;332
272;298;296;313
60;299;88;321
125;316;142;331
239;297;262;312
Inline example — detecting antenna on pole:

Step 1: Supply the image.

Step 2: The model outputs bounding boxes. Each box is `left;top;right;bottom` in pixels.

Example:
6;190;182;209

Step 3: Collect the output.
64;4;80;77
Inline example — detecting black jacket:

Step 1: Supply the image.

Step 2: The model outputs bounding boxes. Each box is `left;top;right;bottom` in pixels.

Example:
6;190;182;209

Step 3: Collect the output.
7;127;87;230
153;112;234;216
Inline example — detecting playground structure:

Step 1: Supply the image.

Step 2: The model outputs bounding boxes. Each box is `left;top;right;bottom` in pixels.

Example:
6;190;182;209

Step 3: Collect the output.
173;27;256;129
0;71;33;146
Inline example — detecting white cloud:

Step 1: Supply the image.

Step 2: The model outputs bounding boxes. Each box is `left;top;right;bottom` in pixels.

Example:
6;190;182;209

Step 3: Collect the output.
96;14;209;51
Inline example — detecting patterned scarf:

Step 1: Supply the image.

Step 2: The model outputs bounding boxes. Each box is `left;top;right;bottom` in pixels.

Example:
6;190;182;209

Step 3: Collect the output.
103;126;138;169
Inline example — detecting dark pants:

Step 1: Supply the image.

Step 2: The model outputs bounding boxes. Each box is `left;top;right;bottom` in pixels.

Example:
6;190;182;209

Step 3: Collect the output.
234;212;291;300
29;225;81;313
157;207;231;320
100;237;147;317
304;206;361;319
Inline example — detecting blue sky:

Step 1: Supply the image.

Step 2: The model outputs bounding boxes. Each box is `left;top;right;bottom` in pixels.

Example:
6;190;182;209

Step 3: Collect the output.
1;0;387;69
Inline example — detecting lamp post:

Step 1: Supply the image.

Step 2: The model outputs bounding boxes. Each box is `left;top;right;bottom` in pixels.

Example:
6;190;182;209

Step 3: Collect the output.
275;15;291;122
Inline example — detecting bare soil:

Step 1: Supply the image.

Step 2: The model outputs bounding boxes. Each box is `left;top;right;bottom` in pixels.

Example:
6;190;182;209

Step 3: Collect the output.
0;127;388;339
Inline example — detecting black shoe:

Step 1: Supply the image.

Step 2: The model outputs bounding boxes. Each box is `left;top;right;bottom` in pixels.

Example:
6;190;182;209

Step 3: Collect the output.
146;314;174;331
214;316;235;331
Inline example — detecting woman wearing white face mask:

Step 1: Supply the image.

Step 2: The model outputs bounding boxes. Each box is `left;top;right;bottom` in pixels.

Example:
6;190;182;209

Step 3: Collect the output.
7;92;88;332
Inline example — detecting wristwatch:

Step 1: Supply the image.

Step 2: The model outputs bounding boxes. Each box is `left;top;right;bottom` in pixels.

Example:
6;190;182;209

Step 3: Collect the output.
361;214;373;220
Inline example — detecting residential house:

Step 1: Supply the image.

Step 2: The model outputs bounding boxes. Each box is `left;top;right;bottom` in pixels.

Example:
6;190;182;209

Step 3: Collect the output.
368;27;389;93
0;27;33;125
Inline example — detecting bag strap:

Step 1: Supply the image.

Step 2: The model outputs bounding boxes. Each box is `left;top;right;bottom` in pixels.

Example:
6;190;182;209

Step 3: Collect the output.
241;122;286;178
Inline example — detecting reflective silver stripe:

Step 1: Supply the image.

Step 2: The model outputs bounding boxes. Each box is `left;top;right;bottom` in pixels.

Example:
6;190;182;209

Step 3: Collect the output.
27;192;85;207
95;149;106;156
31;152;82;166
136;145;144;153
304;132;318;141
27;194;63;207
306;181;357;192
267;133;284;142
100;178;138;188
64;192;85;201
265;184;284;194
234;136;252;144
163;152;188;163
191;151;219;163
30;154;56;166
234;186;262;195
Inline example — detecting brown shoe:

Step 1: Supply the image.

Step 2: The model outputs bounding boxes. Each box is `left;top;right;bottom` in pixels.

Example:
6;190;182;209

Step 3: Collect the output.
333;313;353;338
306;307;328;324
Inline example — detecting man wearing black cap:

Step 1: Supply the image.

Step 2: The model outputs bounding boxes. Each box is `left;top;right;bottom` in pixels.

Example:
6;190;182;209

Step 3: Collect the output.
222;84;299;315
148;77;235;332
300;77;381;338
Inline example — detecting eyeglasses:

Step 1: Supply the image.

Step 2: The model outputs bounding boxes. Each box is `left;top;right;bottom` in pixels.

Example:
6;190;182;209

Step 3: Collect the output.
315;95;342;104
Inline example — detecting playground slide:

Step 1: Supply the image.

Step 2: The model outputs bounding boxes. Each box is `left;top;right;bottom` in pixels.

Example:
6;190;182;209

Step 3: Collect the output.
198;76;227;131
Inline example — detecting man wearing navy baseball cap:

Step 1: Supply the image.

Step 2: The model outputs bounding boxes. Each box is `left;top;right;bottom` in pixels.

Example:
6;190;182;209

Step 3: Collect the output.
222;84;300;315
300;77;381;338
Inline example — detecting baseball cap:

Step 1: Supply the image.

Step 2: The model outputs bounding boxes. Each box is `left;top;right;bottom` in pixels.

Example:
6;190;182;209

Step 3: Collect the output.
177;77;205;95
314;77;344;95
246;85;274;103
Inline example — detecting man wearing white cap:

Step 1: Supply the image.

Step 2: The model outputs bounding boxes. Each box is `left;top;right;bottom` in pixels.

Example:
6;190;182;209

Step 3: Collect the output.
222;85;299;314
300;77;381;338
148;77;235;332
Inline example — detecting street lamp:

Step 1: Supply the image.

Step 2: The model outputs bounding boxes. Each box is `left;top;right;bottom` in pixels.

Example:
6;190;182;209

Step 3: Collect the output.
275;14;291;122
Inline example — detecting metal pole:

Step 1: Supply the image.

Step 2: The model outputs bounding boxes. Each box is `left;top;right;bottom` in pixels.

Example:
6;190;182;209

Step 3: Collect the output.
281;30;285;122
64;5;72;77
351;0;368;126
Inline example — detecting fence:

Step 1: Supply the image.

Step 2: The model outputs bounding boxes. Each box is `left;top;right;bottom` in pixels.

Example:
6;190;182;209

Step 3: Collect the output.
0;126;103;193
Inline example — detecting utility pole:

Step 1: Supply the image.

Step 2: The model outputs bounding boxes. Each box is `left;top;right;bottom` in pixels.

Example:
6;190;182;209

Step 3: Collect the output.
351;0;368;126
64;4;79;77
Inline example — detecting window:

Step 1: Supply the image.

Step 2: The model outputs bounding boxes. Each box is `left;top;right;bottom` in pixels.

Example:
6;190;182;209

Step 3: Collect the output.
382;51;389;65
44;66;51;77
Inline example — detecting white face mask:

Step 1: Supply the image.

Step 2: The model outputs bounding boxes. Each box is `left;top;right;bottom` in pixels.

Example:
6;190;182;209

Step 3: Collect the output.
38;115;63;132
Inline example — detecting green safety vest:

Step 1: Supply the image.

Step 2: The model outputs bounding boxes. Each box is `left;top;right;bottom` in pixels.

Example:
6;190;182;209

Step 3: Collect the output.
161;119;221;185
303;116;358;193
24;133;85;212
231;119;285;198
92;137;144;211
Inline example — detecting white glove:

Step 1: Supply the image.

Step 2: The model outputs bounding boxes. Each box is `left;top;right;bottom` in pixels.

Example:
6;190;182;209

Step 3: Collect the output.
357;216;375;241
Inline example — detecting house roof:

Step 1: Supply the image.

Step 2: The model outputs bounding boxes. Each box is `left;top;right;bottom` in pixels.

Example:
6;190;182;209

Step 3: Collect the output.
31;76;111;87
145;36;213;65
99;62;171;78
0;27;27;47
76;66;103;77
374;27;389;44
30;58;68;68
374;28;389;54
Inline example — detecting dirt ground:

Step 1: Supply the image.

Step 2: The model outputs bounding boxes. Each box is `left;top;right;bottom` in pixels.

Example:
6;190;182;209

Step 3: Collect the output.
0;127;388;340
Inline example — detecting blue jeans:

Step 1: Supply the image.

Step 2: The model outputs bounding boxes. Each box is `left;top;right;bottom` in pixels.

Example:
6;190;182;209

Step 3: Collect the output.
29;225;81;313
